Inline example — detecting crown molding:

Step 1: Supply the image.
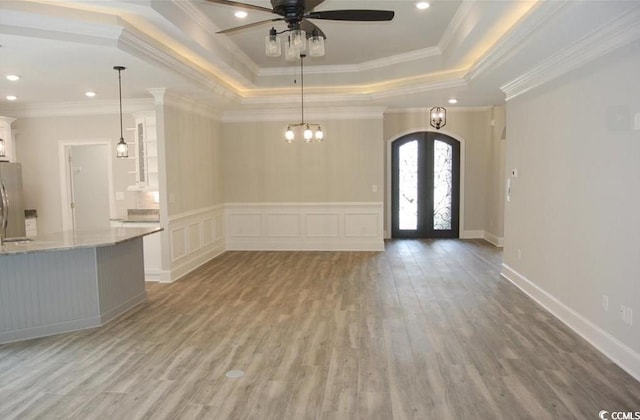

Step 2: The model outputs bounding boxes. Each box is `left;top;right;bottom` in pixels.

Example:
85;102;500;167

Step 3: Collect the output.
466;1;570;82
501;5;640;101
385;106;492;114
257;46;442;77
438;0;476;53
118;26;241;103
149;88;223;120
221;106;386;123
0;98;154;119
170;0;260;81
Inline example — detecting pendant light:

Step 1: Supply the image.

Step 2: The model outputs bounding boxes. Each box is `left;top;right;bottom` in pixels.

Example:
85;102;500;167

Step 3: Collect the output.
284;54;324;143
114;66;128;158
430;106;446;130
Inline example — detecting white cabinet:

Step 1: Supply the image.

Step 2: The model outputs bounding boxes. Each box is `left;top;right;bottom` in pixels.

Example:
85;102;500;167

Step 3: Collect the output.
110;221;162;281
0;116;16;162
127;111;158;191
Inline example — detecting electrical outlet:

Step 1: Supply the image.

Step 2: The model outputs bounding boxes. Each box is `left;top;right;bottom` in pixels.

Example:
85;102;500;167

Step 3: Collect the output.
626;308;633;326
620;305;627;323
602;295;609;312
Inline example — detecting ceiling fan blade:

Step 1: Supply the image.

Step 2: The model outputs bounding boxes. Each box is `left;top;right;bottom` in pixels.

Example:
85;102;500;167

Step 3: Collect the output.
307;10;394;22
305;0;326;11
203;0;274;14
300;19;326;39
217;17;284;34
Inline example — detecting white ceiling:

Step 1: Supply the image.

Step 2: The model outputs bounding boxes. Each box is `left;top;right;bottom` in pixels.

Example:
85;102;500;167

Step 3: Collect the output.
1;0;639;115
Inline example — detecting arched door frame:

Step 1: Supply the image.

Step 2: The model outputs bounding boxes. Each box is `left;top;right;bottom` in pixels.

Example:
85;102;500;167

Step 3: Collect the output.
385;128;466;239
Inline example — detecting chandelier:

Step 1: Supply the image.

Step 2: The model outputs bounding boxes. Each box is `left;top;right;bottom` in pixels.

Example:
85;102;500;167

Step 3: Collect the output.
285;53;324;143
266;25;325;60
430;106;446;130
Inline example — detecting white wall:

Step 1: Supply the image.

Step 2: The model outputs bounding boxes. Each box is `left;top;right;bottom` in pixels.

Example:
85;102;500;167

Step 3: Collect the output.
503;42;640;378
13;113;136;234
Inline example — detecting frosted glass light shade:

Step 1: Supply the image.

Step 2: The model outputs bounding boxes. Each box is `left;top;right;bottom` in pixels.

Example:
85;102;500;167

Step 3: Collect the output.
285;127;295;143
265;29;281;57
116;138;128;158
315;127;324;141
290;29;306;52
303;125;313;142
309;34;325;57
285;39;299;61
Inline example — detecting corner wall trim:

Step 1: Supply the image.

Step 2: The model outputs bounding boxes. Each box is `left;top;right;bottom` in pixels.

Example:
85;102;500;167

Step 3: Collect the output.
500;263;640;382
483;231;504;247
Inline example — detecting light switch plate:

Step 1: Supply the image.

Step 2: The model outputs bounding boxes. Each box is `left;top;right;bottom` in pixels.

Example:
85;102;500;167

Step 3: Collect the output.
115;192;125;201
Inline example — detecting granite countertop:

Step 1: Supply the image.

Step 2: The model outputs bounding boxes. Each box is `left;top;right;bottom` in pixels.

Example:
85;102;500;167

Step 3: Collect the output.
0;227;163;256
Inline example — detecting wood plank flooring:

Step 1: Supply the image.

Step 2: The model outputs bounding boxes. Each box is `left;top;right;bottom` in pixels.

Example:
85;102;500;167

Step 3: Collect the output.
1;239;639;419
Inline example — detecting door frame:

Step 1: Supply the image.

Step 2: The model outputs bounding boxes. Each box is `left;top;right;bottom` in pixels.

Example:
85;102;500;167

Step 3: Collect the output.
58;139;116;231
386;128;466;239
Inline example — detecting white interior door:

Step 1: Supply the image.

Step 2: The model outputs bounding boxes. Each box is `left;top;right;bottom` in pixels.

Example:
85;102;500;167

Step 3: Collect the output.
68;145;110;231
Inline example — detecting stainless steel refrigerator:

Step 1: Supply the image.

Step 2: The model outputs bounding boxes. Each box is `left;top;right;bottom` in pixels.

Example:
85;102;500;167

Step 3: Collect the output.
0;161;26;240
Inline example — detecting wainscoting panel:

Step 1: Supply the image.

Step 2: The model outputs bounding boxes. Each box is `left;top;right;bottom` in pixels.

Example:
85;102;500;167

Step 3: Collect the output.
167;205;226;282
226;203;384;251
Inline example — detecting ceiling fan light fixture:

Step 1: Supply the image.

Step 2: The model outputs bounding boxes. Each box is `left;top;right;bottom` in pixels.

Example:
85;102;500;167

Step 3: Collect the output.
315;127;324;142
285;37;300;61
309;30;325;57
290;29;306;52
265;27;282;57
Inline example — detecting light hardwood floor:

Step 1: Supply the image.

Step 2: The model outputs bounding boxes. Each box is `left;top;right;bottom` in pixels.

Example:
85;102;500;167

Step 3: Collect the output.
1;239;639;419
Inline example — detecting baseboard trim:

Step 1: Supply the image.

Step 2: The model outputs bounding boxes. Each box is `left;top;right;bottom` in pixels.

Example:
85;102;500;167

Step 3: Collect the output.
0;316;101;345
99;292;147;325
461;230;484;239
483;231;504;247
225;239;385;252
169;241;226;283
501;263;640;381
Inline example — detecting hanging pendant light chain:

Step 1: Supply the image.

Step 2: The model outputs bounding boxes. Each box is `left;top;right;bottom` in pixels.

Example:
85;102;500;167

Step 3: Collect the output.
300;54;305;124
117;68;124;139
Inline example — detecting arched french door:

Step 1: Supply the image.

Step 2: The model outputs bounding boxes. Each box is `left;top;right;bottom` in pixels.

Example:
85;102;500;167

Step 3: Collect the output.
392;132;460;238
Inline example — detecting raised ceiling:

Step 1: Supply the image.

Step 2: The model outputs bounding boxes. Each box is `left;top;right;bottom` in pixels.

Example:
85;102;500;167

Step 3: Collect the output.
1;0;639;115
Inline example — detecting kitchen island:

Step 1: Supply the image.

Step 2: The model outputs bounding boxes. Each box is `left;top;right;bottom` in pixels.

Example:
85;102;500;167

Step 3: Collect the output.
0;227;162;344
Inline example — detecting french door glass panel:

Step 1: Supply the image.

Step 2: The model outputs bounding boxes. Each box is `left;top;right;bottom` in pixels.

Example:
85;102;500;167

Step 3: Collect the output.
398;140;418;230
433;140;453;231
392;132;459;238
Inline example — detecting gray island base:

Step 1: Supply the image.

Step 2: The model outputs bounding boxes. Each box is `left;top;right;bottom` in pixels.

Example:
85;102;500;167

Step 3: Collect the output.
0;227;162;344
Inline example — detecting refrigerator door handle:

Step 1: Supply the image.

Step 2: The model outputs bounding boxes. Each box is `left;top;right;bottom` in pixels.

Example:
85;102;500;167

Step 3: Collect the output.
0;182;8;231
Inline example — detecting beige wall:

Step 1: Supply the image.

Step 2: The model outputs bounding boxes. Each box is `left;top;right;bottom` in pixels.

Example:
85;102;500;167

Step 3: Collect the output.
504;43;640;353
383;108;500;236
484;105;506;240
14;113;136;234
162;102;224;216
222;118;384;203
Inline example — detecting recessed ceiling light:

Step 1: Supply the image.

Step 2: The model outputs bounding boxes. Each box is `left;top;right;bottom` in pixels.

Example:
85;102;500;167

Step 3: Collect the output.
6;75;20;82
85;91;96;98
448;98;458;104
234;10;248;18
6;95;17;101
416;2;430;10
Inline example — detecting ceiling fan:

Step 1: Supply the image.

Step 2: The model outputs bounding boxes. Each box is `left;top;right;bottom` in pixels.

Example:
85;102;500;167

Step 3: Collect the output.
206;0;395;40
